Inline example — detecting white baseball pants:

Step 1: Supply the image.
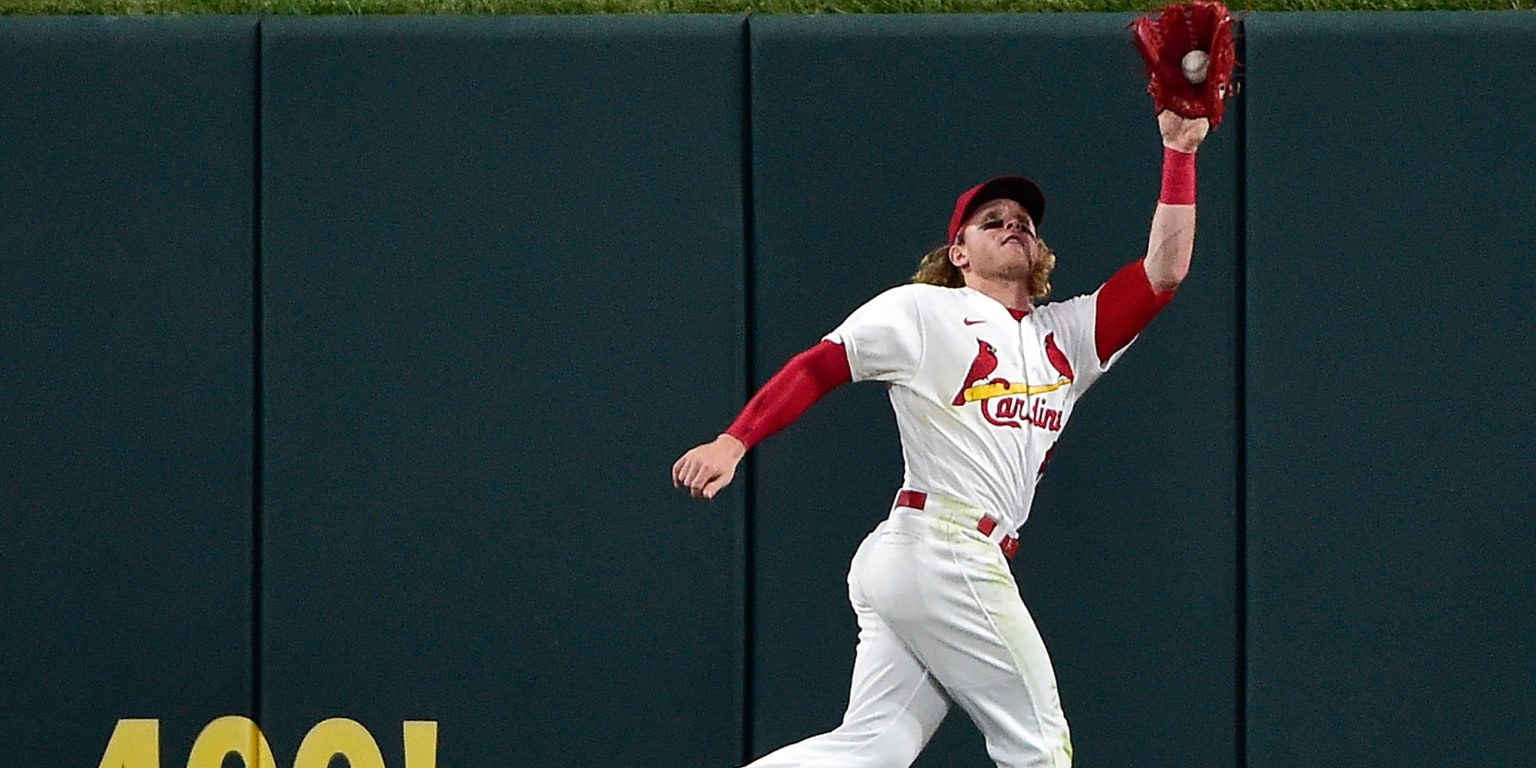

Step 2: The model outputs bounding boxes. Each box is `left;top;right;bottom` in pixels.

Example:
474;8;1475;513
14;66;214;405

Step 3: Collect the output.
743;496;1072;768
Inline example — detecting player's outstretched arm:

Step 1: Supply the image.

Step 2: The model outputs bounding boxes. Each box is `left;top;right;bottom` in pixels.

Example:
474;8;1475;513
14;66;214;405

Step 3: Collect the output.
1091;113;1214;362
1144;111;1209;292
671;340;852;500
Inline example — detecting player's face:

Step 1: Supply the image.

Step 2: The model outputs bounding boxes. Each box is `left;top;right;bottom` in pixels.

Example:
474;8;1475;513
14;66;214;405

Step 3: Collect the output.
949;198;1040;283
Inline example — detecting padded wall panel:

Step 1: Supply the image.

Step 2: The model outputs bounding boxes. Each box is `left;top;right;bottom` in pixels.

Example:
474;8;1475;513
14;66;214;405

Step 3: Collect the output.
749;15;1239;767
1244;13;1536;768
260;16;747;767
0;17;256;768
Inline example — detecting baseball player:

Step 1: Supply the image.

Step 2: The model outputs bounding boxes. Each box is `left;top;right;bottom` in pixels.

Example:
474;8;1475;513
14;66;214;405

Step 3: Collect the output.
674;12;1231;757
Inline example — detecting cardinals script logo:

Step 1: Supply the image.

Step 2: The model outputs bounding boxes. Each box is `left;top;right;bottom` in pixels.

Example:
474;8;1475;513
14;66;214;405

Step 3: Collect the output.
951;334;1074;430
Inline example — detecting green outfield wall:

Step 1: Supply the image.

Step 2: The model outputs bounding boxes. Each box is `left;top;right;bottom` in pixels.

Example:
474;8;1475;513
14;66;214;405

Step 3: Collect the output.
1;12;1531;768
0;18;258;768
1243;13;1536;768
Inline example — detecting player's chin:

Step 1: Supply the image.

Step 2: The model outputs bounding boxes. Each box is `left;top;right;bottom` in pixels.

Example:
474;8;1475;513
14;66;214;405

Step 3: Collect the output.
999;259;1037;281
1003;243;1036;262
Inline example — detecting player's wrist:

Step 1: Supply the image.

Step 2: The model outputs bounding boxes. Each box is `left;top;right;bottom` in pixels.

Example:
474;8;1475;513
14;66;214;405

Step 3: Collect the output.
1159;145;1197;205
716;432;748;458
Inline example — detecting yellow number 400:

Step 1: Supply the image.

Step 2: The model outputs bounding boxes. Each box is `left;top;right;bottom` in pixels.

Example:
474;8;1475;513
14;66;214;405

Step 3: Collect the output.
98;716;437;768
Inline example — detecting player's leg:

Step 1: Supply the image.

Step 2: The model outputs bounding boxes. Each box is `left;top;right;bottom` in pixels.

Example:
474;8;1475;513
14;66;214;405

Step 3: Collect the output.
744;530;951;768
885;519;1071;768
933;589;1072;768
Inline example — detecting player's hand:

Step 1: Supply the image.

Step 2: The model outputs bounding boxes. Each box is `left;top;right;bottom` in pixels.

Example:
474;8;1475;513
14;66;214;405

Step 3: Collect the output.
672;434;747;500
1159;110;1209;154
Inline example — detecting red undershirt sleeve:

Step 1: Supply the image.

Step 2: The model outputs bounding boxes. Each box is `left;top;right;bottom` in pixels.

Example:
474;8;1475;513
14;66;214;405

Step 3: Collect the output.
1095;259;1176;365
724;339;853;450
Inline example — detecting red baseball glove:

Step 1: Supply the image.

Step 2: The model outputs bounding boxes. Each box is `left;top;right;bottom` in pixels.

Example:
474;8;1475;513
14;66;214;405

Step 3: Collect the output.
1130;1;1238;128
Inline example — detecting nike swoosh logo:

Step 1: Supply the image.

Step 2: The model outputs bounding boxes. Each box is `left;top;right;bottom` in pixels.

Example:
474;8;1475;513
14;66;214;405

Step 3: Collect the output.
963;318;985;326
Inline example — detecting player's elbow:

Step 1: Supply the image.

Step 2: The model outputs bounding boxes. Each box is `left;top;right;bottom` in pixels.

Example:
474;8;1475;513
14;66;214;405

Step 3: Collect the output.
1151;267;1186;293
1143;257;1188;294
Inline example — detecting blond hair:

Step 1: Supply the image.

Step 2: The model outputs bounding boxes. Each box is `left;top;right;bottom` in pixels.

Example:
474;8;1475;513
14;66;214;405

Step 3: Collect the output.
911;238;1056;300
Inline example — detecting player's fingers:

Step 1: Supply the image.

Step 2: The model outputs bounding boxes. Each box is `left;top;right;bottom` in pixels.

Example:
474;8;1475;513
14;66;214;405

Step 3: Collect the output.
686;466;715;493
679;462;703;491
672;455;693;488
674;457;699;489
675;449;710;488
701;469;734;500
689;466;723;496
675;462;698;490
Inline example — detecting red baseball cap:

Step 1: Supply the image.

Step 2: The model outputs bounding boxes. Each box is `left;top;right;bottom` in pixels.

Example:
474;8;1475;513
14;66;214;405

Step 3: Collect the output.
947;176;1046;243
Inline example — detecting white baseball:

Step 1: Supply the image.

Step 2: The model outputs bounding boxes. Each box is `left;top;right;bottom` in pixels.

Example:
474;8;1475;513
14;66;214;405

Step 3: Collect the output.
1181;49;1210;85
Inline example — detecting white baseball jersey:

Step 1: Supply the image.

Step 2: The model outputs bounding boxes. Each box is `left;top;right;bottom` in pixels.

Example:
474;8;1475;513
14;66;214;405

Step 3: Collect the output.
824;283;1134;534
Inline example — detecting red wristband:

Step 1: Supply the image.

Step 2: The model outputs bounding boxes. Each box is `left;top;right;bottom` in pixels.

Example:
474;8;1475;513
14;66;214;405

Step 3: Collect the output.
1160;146;1197;205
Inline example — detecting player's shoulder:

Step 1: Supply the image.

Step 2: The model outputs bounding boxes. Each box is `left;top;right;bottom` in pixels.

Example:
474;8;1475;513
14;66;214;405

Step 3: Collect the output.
891;282;973;305
872;282;953;298
1029;290;1097;327
905;282;966;297
1034;285;1100;313
857;282;965;310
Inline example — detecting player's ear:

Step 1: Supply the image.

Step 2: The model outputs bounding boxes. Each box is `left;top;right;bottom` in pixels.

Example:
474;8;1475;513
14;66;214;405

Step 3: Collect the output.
948;241;968;269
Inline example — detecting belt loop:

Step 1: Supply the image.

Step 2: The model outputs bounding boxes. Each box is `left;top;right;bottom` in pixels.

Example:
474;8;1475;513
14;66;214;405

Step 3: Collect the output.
999;537;1019;560
977;514;1019;561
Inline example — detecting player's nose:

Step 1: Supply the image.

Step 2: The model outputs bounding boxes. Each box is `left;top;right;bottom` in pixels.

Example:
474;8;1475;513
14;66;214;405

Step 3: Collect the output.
1002;221;1034;242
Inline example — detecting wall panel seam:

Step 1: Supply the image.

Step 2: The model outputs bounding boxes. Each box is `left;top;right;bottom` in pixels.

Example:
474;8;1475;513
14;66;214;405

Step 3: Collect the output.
251;14;266;729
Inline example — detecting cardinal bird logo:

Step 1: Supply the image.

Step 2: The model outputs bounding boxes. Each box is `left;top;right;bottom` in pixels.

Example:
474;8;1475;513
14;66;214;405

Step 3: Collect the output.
1043;333;1074;382
952;334;1075;431
952;339;1000;406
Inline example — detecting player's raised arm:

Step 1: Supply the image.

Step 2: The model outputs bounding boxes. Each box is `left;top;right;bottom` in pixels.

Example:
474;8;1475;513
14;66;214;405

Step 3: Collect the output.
1091;2;1236;363
672;340;852;500
1144;111;1209;292
1090;112;1211;364
1129;0;1237;292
